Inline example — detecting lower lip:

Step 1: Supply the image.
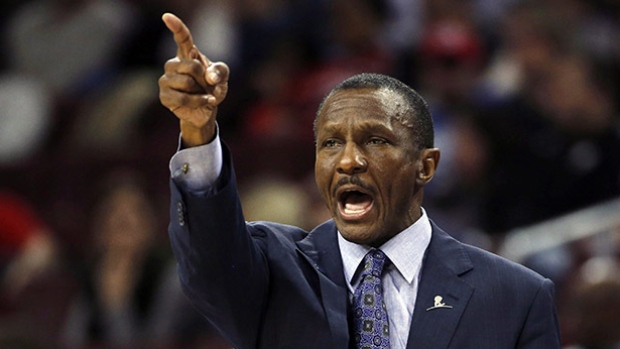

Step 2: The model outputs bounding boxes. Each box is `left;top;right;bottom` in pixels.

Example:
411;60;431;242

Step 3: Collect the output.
338;201;374;220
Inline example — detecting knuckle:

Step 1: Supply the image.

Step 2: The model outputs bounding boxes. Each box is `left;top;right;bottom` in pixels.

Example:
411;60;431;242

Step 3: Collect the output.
213;63;230;79
178;94;191;106
190;62;204;77
164;57;179;69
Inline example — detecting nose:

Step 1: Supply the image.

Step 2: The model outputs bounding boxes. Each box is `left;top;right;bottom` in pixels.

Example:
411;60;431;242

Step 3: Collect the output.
337;142;367;175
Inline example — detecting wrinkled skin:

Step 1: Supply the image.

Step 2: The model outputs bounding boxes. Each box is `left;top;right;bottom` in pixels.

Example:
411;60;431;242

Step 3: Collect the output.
314;88;440;247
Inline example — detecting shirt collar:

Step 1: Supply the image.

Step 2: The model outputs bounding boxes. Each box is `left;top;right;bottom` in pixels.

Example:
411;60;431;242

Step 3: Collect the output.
338;208;432;288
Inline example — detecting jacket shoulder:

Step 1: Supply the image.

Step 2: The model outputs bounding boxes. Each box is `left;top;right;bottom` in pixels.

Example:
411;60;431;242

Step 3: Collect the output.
429;223;548;289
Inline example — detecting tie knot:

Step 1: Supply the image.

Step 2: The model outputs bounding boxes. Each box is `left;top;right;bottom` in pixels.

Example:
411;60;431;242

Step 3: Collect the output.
361;249;388;279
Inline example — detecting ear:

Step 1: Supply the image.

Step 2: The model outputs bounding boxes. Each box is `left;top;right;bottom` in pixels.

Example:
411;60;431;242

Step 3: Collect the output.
416;148;440;186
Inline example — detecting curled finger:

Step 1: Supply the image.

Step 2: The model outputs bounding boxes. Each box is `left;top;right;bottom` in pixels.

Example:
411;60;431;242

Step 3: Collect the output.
206;62;230;86
212;82;229;103
160;88;212;111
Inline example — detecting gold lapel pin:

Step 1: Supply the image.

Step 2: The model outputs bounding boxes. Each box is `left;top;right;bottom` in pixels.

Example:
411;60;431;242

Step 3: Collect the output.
426;295;454;311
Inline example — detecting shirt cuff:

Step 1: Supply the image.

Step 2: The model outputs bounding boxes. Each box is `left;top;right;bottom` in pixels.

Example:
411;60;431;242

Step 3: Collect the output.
169;131;223;192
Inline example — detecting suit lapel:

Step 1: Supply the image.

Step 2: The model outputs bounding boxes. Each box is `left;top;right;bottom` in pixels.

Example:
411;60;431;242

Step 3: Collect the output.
406;223;474;349
295;220;475;349
296;220;350;349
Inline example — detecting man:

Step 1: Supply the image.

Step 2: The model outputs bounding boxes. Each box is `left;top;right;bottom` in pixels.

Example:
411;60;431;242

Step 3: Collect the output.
159;13;561;349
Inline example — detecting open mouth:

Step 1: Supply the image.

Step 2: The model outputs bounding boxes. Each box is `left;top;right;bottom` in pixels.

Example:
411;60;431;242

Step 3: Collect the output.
338;190;374;219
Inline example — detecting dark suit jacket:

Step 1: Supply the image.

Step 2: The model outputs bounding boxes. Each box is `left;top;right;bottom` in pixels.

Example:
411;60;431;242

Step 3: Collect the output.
168;148;561;349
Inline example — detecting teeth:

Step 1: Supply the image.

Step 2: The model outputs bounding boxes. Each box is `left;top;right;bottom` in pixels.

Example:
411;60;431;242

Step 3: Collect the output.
344;205;365;215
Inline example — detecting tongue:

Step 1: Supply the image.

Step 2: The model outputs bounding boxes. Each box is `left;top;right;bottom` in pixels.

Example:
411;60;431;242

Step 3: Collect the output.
344;192;372;213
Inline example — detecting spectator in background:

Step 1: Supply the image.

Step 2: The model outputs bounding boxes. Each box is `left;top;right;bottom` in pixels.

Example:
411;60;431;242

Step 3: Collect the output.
479;52;620;235
473;1;620;236
0;190;58;296
0;190;60;349
240;176;313;230
540;0;619;62
403;8;491;244
475;7;620;288
2;0;139;165
61;170;168;348
5;0;136;98
477;0;569;106
145;260;228;349
60;169;222;348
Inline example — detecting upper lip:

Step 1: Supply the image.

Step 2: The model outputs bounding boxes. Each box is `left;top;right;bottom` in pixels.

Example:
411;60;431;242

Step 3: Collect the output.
334;184;373;203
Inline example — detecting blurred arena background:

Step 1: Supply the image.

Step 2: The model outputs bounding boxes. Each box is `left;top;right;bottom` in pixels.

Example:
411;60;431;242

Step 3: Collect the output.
0;0;619;348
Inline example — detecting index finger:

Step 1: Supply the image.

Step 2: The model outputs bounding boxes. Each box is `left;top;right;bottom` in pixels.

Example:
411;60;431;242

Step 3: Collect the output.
162;13;194;59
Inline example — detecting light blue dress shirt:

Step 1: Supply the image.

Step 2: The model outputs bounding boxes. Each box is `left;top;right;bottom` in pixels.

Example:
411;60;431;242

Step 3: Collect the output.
338;212;431;349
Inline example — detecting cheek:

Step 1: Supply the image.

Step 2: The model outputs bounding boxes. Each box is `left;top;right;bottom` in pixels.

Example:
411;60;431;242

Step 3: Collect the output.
374;153;416;180
314;159;333;202
386;164;418;202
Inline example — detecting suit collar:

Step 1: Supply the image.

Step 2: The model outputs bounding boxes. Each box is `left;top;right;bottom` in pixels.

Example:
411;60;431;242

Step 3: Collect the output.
426;221;474;276
406;222;474;349
296;220;350;349
296;220;346;286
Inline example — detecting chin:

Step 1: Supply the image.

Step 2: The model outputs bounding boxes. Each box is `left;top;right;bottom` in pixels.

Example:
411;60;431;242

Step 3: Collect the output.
338;226;378;246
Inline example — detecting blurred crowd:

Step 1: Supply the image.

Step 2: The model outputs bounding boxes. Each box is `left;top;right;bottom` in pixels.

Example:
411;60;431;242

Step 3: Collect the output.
1;0;620;348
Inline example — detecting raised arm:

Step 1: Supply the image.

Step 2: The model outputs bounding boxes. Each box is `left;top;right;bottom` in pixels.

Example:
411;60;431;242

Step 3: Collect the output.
158;13;230;148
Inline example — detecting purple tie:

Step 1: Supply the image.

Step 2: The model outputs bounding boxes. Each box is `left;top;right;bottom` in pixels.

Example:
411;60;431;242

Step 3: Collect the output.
351;249;390;349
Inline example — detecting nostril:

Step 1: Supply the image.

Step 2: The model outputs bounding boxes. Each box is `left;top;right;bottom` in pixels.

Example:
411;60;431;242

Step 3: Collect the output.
352;154;367;173
338;157;366;174
337;144;367;174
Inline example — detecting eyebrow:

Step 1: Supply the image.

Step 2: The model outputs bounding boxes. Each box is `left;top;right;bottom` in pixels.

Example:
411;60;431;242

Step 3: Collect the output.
319;119;395;136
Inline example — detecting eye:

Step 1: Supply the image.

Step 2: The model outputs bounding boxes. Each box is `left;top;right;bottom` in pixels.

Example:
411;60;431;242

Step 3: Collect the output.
367;137;388;145
322;139;341;148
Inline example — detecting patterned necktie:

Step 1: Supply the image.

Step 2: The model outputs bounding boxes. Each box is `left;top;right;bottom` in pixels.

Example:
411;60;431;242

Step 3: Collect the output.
351;249;390;349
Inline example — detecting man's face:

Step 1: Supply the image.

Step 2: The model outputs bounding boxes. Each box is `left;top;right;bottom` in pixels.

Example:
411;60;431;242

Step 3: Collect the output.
314;88;434;247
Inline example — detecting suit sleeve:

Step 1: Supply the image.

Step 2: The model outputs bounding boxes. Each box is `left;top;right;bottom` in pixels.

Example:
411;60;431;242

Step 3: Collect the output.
168;143;269;349
516;278;562;348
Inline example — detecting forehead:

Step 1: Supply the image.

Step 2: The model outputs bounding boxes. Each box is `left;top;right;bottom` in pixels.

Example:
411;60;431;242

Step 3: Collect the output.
317;88;413;128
